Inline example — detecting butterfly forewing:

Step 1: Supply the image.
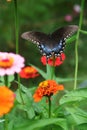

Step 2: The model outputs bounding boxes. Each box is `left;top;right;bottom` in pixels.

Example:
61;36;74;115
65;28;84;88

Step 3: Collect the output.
21;31;49;45
51;25;78;41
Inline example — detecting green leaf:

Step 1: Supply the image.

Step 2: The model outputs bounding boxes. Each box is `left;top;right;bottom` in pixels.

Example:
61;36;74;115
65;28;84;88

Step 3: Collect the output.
76;123;87;130
56;77;84;83
0;119;5;123
65;107;87;125
27;107;35;119
56;77;75;82
8;120;14;130
60;88;87;105
14;118;68;130
66;34;76;44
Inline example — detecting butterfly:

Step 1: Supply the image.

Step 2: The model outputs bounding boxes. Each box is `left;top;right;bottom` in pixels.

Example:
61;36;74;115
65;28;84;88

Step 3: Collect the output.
21;25;78;60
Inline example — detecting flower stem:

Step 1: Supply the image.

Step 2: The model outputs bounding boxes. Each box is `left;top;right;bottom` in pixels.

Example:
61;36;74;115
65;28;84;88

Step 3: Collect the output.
14;0;24;105
74;0;85;90
4;115;8;130
46;64;55;79
4;75;8;86
80;29;87;35
51;56;56;79
14;0;19;54
18;76;25;105
48;96;51;118
51;66;55;80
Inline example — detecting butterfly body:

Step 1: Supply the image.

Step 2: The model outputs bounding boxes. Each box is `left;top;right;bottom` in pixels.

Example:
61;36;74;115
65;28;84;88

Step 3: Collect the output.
38;38;65;58
21;25;78;59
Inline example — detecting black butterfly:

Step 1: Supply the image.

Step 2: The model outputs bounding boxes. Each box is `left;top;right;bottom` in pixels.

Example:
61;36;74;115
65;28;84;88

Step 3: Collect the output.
21;25;78;60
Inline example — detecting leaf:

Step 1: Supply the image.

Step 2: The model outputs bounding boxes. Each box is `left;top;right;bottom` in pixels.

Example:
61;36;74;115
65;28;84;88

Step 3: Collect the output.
8;120;14;130
76;123;87;130
60;88;87;105
66;34;77;44
56;77;75;82
27;107;35;119
0;119;5;123
56;77;84;83
65;107;87;125
14;118;68;130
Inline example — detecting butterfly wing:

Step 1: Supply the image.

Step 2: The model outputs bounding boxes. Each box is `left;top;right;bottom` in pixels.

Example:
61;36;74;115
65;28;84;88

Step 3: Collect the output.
21;25;78;59
21;31;53;57
51;25;78;41
48;25;79;57
21;31;49;45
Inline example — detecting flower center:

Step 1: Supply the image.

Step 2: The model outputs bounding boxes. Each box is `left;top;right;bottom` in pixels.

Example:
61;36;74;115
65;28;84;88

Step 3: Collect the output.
24;67;35;73
39;81;48;88
0;56;14;68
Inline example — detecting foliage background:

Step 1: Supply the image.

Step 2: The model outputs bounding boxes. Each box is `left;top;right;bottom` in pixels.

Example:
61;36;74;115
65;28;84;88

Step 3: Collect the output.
0;0;87;130
0;0;87;87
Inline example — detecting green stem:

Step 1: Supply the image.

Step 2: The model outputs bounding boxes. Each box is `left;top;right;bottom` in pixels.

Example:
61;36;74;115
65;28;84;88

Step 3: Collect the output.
4;75;8;86
74;0;85;90
4;115;8;130
80;29;87;35
14;0;19;54
51;57;56;79
46;64;55;79
46;57;55;80
18;76;25;105
48;96;51;118
14;0;24;104
51;66;55;79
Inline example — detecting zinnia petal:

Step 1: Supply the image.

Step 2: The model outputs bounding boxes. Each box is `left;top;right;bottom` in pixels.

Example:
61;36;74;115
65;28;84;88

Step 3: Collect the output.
41;53;66;66
0;86;15;116
19;66;39;79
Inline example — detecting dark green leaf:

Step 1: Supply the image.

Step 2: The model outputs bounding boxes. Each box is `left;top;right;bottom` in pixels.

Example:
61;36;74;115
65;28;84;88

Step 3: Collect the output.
60;88;87;105
14;118;68;130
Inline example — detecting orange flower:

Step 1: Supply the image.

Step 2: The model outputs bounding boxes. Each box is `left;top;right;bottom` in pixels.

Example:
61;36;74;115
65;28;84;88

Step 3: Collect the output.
33;80;64;102
0;86;15;117
19;66;39;79
41;53;66;66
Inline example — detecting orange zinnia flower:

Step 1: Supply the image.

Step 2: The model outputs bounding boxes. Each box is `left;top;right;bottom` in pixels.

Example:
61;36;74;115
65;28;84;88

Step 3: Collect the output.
19;66;39;79
41;53;66;66
0;86;15;117
33;80;64;102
